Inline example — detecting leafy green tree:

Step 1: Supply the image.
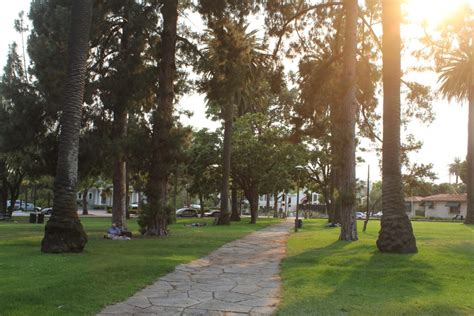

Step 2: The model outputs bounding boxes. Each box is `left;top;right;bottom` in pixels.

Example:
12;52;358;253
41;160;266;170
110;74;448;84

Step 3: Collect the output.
186;129;221;214
232;113;306;224
0;43;46;216
41;0;93;253
376;0;417;253
90;1;159;229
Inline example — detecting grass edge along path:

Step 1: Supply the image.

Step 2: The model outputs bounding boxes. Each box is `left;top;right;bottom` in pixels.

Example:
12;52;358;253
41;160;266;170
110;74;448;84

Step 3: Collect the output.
278;219;474;316
0;217;281;316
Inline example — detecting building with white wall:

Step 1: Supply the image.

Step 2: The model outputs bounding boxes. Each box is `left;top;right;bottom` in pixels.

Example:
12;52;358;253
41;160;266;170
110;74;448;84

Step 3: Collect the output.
405;194;467;219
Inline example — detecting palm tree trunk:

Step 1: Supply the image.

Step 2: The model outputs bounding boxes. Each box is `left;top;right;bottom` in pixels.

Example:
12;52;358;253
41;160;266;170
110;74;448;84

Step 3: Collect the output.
464;78;474;224
338;0;358;241
145;0;178;236
41;0;92;253
376;0;417;253
217;101;232;225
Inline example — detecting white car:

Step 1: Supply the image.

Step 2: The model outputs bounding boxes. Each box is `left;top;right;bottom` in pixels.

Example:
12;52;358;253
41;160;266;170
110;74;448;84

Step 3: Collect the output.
355;212;367;219
373;211;383;218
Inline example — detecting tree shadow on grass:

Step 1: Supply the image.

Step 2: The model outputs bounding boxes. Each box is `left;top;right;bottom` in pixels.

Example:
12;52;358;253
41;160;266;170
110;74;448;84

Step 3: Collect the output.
278;239;465;315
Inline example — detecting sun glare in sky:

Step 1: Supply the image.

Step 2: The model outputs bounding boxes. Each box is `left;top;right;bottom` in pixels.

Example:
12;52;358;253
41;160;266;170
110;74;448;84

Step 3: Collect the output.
404;0;473;27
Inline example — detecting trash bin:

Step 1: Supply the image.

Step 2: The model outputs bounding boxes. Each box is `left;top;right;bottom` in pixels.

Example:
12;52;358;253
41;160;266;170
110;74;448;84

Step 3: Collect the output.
29;213;44;224
295;219;303;228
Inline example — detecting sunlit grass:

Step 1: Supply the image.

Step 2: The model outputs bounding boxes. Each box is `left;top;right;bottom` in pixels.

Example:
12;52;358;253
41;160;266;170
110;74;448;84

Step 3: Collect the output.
279;219;474;315
0;216;280;316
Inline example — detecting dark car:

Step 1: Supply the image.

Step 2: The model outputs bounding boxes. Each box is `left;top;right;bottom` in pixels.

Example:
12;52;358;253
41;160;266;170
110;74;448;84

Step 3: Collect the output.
176;208;198;218
452;214;464;220
204;210;221;217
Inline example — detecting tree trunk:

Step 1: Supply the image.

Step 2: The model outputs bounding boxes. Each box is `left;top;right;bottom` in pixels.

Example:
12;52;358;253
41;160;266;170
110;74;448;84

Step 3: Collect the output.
145;0;178;236
376;0;417;253
230;186;240;221
273;192;279;218
199;192;204;217
464;74;473;224
125;166;130;219
7;175;23;216
41;0;92;253
217;101;233;225
338;0;358;241
82;188;88;215
246;187;259;224
112;111;128;228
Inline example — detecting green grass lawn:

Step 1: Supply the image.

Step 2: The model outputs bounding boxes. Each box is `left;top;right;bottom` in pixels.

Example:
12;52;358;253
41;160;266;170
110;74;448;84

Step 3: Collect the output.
279;219;474;316
0;216;280;316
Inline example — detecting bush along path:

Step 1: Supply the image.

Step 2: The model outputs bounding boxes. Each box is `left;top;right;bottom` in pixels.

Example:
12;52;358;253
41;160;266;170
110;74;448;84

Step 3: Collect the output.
98;221;291;316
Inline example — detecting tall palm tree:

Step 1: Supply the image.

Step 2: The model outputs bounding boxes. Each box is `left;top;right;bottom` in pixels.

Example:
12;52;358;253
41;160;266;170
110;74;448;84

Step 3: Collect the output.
199;22;268;225
376;0;417;253
449;157;463;184
436;7;473;224
41;0;93;253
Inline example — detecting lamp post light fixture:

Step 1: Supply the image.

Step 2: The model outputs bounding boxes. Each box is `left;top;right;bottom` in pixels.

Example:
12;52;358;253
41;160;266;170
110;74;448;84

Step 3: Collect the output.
295;165;305;232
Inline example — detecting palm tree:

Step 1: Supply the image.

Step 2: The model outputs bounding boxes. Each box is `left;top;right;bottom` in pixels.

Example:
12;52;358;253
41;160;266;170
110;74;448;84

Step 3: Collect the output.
449;157;463;184
41;0;93;253
435;5;473;224
376;0;417;253
199;22;268;225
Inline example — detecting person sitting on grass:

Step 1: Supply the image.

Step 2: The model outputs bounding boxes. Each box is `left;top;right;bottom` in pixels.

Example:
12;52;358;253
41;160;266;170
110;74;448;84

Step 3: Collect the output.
105;223;131;240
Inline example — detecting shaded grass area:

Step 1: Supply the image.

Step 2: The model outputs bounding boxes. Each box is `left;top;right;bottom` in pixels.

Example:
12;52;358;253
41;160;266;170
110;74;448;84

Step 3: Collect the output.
0;216;280;316
279;220;474;316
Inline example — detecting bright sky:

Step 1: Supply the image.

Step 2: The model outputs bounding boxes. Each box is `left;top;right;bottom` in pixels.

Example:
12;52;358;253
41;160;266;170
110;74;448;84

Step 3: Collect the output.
0;0;470;184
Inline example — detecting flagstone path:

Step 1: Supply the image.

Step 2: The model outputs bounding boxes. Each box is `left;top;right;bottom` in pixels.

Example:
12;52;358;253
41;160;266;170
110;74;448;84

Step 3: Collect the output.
98;221;291;316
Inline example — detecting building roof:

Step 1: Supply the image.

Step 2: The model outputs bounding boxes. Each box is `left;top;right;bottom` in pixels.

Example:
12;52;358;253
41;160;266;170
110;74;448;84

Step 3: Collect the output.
421;194;467;202
404;196;424;202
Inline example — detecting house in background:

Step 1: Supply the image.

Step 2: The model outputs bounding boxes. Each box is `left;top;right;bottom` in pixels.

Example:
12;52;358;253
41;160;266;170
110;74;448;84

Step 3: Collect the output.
420;194;467;219
404;196;425;218
77;188;141;209
404;194;467;219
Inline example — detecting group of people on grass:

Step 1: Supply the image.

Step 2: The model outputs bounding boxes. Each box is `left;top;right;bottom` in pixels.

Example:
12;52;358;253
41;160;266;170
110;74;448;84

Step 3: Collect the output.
106;223;132;240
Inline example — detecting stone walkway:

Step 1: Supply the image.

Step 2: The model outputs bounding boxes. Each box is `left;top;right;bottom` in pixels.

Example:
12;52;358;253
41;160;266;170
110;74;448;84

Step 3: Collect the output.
99;221;291;316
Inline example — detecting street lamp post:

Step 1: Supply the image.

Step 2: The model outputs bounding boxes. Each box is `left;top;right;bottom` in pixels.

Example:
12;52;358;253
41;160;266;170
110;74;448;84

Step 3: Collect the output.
295;165;305;232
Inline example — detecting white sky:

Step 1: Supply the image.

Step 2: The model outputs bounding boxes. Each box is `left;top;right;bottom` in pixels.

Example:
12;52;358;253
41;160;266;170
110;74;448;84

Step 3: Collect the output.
0;0;470;184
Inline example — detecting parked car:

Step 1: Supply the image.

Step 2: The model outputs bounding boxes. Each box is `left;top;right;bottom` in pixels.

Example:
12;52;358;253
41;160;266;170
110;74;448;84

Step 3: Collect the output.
204;210;221;217
452;214;464;220
130;203;139;210
176;208;198;218
8;200;40;212
41;207;53;215
355;212;367;219
373;211;383;218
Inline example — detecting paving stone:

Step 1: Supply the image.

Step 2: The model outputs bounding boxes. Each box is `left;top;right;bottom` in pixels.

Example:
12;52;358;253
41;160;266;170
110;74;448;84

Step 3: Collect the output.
124;296;151;308
148;297;199;308
190;300;252;313
214;291;255;303
239;297;279;307
249;306;277;316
